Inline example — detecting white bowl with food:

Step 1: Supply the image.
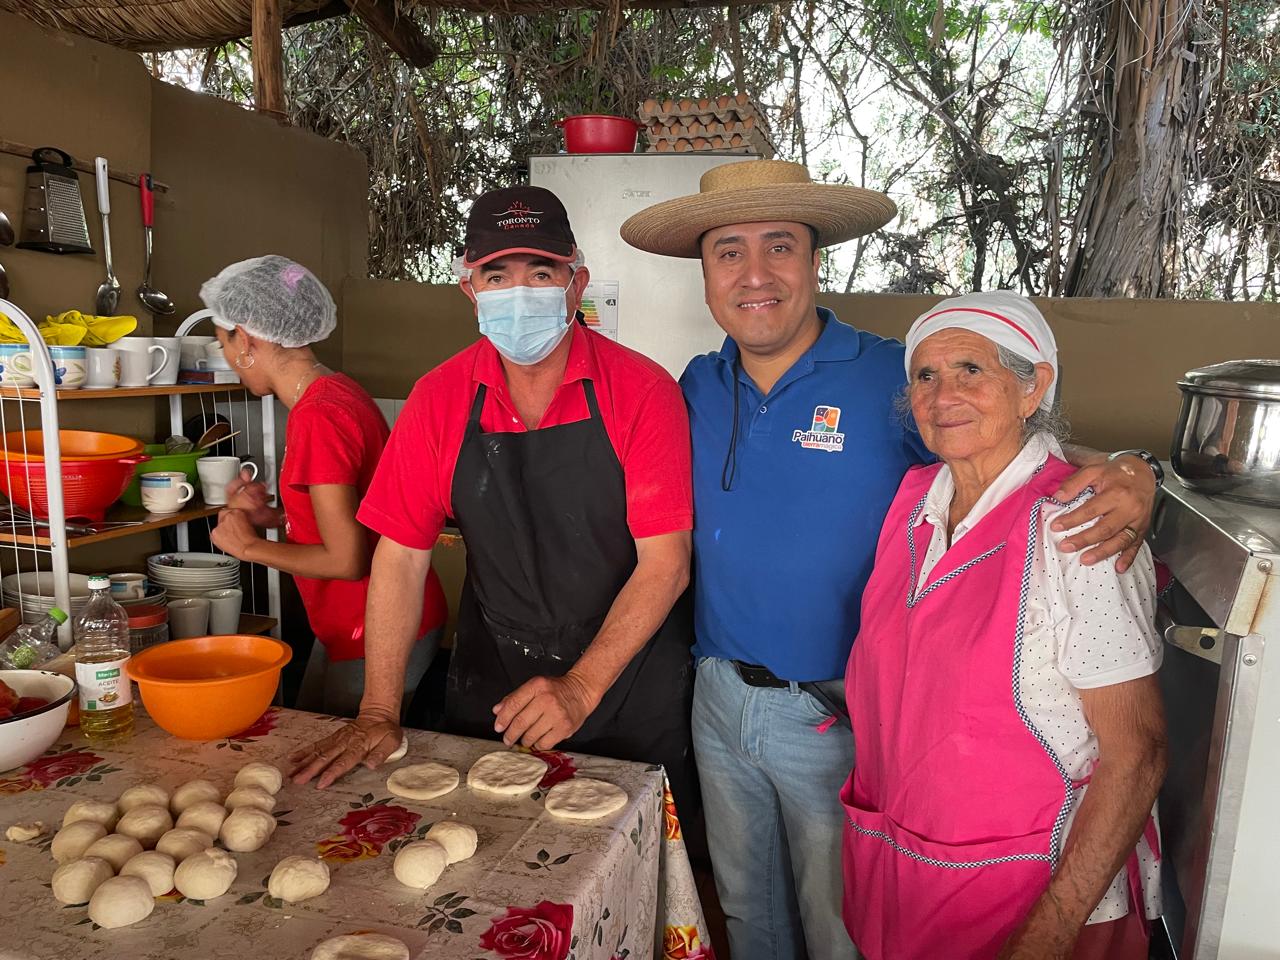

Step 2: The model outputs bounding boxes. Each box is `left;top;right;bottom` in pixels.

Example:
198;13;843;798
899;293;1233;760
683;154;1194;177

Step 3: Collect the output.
0;670;76;772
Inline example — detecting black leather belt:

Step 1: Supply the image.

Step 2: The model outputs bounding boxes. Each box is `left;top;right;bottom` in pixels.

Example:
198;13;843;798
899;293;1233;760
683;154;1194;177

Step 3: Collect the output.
731;660;790;688
730;660;850;727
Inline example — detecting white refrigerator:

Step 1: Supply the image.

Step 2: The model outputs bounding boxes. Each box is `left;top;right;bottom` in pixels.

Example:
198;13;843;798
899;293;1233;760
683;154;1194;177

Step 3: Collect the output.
529;152;756;378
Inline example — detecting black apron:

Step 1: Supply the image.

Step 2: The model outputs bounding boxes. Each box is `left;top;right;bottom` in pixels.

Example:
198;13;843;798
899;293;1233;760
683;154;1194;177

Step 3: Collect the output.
415;379;696;807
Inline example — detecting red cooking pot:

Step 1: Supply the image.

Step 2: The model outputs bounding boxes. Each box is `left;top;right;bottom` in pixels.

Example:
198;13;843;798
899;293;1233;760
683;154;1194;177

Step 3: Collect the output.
555;115;642;154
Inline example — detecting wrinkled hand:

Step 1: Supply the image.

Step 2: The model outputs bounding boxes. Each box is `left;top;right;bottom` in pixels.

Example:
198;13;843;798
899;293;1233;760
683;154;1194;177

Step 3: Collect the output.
288;713;404;789
211;508;260;560
225;471;276;528
996;912;1076;960
492;673;599;751
1052;455;1156;572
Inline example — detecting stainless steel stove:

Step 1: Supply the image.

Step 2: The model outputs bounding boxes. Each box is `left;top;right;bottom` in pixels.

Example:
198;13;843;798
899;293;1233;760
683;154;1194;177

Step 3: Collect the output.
1150;475;1280;958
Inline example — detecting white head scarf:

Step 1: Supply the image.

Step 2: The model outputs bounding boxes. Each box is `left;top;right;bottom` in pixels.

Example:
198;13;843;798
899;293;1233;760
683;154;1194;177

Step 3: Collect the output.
904;291;1058;412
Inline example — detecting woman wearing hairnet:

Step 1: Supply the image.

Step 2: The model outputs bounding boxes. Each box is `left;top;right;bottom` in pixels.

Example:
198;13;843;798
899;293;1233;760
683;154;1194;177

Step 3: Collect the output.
201;255;448;717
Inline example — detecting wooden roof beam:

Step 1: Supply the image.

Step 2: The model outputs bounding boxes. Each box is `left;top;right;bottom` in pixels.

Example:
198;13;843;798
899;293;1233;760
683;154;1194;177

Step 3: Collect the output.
343;0;439;68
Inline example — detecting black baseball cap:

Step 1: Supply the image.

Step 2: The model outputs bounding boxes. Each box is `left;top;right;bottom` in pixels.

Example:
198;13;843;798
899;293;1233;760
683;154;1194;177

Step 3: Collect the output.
462;186;577;269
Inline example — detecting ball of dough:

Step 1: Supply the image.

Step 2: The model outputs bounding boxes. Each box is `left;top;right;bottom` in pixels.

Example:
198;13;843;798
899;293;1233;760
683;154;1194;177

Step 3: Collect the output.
118;784;170;813
386;762;460;801
311;934;410;960
5;821;43;842
51;856;114;905
120;850;176;897
116;804;173;848
155;827;213;861
62;799;119;831
392;840;448;889
543;778;628;820
174;848;238;901
466;751;547;795
267;855;330;903
175;800;226;837
219;807;276;852
51;820;108;863
234;761;283;795
386;735;409;763
225;785;276;813
83;833;144;871
170;779;221;815
88;875;155;928
424;821;477;864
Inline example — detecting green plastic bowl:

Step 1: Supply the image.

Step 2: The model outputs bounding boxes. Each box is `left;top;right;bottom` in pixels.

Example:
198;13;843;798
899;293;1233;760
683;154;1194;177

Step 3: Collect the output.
120;445;208;507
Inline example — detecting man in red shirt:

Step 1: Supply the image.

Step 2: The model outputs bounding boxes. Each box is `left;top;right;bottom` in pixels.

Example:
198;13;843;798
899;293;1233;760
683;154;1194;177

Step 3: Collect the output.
292;187;697;804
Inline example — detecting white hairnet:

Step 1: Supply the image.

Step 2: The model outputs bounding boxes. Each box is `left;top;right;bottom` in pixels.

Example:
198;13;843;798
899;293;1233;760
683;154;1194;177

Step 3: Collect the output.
451;248;586;281
198;256;336;348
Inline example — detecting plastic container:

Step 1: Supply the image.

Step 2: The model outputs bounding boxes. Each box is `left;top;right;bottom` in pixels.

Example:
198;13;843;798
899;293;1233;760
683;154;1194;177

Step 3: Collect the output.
1;430;144;461
127;635;292;740
1;455;147;521
0;608;67;669
126;604;169;655
120;445;208;506
73;576;134;743
555;115;642;153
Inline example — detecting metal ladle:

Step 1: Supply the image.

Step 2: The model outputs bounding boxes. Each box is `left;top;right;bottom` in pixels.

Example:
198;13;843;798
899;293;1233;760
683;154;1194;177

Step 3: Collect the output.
137;173;174;316
93;158;121;315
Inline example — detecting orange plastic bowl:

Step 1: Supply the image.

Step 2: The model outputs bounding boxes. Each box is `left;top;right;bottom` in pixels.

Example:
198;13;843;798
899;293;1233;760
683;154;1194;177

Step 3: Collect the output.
126;635;292;740
2;430;144;462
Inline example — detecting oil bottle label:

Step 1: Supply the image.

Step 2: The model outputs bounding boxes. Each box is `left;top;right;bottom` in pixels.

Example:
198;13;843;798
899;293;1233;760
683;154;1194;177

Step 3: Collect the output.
75;658;133;711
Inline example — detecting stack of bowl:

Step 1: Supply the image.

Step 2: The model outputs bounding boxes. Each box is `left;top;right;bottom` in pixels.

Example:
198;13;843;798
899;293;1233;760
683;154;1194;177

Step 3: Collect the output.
146;552;241;600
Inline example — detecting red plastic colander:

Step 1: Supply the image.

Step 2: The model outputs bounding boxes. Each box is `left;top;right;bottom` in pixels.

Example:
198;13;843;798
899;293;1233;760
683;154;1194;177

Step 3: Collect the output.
1;455;148;521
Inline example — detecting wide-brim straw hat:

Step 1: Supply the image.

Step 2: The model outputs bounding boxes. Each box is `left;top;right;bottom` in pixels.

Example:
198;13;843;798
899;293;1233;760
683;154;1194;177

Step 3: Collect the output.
620;159;897;258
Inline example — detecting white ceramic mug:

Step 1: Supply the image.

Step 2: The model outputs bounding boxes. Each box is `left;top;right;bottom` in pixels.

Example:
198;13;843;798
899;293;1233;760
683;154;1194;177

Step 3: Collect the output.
118;348;165;387
85;348;120;389
198;458;258;506
152;336;182;386
0;344;35;386
48;346;87;390
140;471;195;514
204;588;243;635
114;338;169;386
168;598;211;640
109;572;149;600
180;336;217;370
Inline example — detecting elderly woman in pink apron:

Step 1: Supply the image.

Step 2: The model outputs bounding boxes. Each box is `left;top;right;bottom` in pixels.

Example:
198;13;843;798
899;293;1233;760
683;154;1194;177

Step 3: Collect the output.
841;291;1166;960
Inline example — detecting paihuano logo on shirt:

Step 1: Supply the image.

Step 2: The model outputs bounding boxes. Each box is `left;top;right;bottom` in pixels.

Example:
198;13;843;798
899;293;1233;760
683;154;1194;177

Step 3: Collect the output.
793;405;845;452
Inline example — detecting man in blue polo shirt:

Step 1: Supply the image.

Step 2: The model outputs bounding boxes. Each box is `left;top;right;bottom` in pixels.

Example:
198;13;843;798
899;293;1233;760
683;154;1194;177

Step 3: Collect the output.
622;160;1160;960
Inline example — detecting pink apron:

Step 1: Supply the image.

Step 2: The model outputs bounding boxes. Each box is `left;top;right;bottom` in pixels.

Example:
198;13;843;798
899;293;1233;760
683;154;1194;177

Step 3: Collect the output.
841;456;1150;960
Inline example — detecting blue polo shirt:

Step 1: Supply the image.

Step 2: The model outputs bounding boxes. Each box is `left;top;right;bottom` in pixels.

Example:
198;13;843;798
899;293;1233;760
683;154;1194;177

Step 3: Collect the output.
680;307;932;681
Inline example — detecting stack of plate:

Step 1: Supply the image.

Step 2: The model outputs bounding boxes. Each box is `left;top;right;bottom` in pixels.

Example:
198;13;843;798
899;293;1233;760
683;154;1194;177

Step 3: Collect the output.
147;552;241;600
2;572;169;625
3;572;93;624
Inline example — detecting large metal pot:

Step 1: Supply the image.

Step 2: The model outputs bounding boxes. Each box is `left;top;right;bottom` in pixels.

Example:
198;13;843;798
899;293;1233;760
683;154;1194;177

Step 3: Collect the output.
1171;359;1280;505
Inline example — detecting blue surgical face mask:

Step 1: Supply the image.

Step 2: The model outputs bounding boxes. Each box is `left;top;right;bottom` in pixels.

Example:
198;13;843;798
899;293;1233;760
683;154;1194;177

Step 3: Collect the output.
475;281;573;366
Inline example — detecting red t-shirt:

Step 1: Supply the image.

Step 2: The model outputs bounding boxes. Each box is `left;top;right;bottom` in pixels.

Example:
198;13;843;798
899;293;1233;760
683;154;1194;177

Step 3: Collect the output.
283;373;447;662
359;323;693;551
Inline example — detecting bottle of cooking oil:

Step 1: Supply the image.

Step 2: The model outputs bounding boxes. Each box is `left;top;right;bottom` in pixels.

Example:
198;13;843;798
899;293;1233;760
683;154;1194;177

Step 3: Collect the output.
74;575;134;743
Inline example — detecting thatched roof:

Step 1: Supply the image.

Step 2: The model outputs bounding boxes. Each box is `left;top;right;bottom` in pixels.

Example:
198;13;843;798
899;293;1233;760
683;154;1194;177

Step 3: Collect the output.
1;0;744;52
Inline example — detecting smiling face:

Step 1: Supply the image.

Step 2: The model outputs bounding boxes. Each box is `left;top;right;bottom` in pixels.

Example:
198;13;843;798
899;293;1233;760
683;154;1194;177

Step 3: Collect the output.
699;221;821;360
908;329;1052;467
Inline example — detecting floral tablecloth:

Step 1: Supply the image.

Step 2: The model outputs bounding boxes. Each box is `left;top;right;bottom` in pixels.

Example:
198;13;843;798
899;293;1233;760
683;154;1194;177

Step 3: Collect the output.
0;707;712;960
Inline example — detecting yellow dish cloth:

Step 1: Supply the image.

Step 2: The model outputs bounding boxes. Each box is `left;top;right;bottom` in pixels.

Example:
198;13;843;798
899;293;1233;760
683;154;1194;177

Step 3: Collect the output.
0;311;138;345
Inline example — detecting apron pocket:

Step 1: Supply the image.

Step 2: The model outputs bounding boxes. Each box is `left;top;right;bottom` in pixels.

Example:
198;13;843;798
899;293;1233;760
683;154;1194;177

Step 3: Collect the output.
842;801;1054;960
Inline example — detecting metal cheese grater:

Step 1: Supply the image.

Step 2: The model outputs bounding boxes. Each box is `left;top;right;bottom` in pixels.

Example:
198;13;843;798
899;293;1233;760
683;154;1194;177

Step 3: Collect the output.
17;147;94;254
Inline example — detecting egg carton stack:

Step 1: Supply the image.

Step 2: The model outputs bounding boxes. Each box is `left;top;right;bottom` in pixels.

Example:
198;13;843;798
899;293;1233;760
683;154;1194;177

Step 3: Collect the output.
639;94;776;158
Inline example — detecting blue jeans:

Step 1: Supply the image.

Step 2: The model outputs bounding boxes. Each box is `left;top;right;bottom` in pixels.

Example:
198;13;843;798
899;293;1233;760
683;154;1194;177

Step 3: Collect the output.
692;656;857;960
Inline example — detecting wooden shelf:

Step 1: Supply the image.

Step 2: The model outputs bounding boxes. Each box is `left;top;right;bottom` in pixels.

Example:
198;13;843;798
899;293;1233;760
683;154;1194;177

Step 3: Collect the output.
0;499;222;549
238;613;278;636
1;383;246;402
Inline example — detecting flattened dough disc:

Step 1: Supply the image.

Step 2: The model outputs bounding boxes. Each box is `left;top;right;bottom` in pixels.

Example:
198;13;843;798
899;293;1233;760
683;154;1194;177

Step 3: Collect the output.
544;778;628;819
311;933;410;960
386;762;460;801
466;751;547;796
